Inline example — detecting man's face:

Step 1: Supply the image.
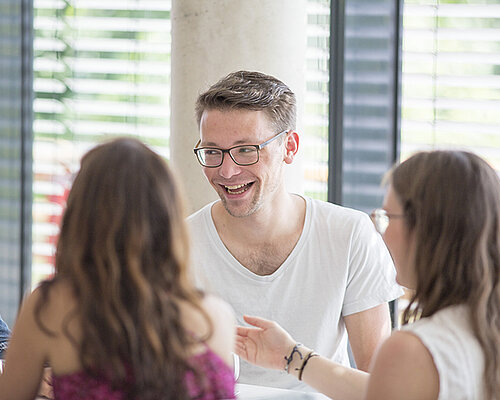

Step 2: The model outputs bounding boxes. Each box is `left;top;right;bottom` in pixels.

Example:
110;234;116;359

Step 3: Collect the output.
198;109;286;218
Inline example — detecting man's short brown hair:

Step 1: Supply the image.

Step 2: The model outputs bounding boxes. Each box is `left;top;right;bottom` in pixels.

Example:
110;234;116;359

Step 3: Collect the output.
195;70;296;132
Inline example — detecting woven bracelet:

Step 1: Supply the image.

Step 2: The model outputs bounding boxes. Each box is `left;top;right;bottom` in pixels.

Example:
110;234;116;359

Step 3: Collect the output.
298;351;319;381
284;343;303;373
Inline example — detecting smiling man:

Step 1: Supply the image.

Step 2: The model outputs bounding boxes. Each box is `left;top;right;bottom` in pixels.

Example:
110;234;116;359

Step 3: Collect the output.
188;70;402;391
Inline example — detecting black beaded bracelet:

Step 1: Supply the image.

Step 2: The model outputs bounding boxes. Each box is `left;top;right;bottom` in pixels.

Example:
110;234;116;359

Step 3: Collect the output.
298;351;319;381
284;343;303;373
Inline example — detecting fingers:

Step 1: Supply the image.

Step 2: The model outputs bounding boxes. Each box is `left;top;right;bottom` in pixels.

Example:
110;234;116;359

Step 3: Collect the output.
234;338;247;358
235;327;254;357
236;325;259;338
234;333;255;364
236;326;248;337
242;315;275;329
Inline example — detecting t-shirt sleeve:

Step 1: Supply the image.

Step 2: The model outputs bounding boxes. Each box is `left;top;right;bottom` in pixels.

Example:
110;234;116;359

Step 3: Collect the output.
342;213;403;316
186;203;220;294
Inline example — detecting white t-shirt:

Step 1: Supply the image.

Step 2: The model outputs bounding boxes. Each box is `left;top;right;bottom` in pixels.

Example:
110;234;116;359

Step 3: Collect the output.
402;305;485;400
187;196;402;391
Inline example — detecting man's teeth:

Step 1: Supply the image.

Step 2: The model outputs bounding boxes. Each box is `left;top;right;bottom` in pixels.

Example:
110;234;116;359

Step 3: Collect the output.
225;184;246;190
225;183;250;194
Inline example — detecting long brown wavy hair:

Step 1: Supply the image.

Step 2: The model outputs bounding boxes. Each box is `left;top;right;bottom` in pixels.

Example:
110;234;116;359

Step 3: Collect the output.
36;138;212;399
390;150;500;399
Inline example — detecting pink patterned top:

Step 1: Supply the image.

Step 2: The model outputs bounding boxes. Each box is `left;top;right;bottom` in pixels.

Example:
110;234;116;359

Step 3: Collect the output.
51;348;236;400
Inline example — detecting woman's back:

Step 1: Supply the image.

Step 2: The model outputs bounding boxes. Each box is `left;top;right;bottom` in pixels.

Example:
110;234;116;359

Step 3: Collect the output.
32;280;236;399
52;347;234;400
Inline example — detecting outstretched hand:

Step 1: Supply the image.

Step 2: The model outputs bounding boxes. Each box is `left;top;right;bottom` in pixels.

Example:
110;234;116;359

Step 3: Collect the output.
235;315;296;371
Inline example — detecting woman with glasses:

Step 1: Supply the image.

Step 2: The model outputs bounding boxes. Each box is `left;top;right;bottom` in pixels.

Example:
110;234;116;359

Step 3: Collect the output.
0;138;236;400
235;150;500;400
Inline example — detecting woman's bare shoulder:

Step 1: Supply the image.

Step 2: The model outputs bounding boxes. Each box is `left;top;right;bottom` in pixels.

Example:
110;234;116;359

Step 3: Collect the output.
202;295;235;364
179;294;235;365
201;294;235;323
366;330;439;400
25;279;79;337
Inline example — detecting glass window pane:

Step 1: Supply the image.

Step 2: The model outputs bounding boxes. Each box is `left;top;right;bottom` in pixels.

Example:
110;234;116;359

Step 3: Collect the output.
304;0;330;202
401;0;500;169
0;0;33;326
341;0;400;212
32;0;172;286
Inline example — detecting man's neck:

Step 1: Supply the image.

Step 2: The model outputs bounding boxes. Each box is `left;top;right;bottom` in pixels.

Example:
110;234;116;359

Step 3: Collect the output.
212;193;305;243
210;193;306;275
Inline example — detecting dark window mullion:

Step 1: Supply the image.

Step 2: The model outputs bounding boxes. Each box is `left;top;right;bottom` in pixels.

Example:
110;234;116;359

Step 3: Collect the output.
20;0;33;305
328;0;346;205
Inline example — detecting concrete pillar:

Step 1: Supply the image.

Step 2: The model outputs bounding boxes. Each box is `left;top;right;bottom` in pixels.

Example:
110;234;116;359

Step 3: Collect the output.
170;0;306;213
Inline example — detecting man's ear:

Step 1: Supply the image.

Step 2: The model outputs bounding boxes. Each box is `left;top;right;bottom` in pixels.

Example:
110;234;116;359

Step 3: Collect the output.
284;131;299;164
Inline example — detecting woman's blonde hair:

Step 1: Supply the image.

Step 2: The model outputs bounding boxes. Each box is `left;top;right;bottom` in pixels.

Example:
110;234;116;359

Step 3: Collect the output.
36;138;211;399
390;150;500;399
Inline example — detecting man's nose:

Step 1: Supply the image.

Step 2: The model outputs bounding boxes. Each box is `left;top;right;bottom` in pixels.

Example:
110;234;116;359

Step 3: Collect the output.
218;152;241;179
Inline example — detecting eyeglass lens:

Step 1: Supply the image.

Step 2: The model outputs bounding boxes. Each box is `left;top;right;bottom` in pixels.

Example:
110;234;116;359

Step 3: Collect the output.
371;210;389;235
198;146;258;166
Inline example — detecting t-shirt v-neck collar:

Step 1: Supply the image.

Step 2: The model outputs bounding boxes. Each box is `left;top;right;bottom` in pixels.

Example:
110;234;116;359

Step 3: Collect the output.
204;195;312;281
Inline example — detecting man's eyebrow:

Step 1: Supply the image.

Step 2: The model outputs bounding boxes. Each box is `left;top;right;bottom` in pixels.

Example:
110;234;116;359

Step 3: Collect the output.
201;139;254;147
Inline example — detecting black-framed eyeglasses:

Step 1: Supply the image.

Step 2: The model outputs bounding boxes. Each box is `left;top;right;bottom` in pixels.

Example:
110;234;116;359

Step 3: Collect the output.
193;130;288;168
370;208;405;235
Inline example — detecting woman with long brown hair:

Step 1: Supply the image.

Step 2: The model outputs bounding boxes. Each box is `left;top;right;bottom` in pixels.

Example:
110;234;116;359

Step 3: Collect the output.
236;150;500;399
0;138;236;399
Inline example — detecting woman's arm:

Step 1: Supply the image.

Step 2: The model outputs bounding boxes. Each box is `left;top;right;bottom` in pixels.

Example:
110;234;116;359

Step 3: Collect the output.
365;331;439;400
0;288;49;400
237;316;440;400
202;295;236;367
235;315;369;400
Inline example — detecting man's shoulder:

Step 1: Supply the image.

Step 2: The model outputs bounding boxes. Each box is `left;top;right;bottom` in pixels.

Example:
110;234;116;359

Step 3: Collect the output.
187;201;216;224
307;196;368;226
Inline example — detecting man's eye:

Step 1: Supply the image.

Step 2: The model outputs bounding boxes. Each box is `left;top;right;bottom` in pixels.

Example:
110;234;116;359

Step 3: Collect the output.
237;147;255;154
204;149;220;156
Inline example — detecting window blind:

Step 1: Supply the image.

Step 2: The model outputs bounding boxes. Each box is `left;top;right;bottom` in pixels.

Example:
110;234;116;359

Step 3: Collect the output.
0;0;33;326
304;0;330;201
331;0;401;212
32;0;171;283
401;0;500;168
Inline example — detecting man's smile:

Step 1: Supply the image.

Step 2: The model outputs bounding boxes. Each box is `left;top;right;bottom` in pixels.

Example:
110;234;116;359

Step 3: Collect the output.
222;182;254;195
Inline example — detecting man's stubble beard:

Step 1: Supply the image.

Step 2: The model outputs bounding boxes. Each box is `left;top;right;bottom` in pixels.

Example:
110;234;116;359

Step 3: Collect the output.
214;160;284;218
219;180;263;218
